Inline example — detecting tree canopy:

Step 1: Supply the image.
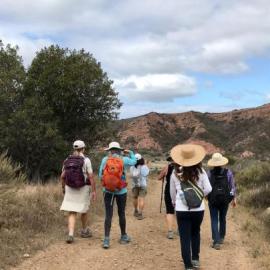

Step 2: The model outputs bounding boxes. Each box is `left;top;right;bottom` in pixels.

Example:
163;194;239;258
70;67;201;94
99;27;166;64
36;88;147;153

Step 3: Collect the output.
0;43;121;180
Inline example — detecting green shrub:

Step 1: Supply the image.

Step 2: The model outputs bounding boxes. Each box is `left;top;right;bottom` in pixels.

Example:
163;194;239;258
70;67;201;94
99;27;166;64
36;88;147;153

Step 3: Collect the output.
236;161;270;190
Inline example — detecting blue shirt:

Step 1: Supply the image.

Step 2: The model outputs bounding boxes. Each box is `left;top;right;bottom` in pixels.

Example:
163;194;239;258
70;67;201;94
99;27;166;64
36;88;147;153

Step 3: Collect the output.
98;151;137;195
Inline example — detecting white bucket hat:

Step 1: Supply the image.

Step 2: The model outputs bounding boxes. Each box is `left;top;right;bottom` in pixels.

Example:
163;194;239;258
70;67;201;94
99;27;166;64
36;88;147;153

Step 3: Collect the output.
105;141;123;151
135;153;142;160
207;153;228;167
170;144;206;167
73;140;86;149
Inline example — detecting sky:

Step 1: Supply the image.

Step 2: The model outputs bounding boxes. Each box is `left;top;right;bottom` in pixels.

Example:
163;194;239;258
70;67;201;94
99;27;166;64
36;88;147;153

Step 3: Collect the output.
1;0;270;119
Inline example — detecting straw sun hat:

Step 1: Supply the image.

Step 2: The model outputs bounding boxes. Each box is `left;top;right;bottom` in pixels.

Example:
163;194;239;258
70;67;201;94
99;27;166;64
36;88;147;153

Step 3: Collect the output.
207;153;228;167
170;144;206;167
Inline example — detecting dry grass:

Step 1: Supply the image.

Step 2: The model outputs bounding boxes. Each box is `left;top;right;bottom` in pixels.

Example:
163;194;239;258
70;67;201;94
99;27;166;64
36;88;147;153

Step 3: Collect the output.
0;152;27;184
0;181;104;270
0;153;104;270
232;206;270;269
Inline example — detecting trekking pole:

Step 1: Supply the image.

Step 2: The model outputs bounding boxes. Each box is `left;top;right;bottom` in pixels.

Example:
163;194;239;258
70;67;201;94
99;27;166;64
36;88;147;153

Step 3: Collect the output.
160;178;164;213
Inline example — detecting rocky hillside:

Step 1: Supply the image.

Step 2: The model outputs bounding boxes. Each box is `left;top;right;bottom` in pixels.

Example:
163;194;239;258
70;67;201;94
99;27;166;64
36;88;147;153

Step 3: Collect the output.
117;103;270;158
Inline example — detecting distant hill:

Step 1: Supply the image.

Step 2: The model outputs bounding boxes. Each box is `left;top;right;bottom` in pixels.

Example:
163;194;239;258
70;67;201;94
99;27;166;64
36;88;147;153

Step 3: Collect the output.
117;103;270;158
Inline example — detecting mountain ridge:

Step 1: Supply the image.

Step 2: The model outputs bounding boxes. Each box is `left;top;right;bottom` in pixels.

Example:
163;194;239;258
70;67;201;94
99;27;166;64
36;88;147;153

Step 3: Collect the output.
117;103;270;158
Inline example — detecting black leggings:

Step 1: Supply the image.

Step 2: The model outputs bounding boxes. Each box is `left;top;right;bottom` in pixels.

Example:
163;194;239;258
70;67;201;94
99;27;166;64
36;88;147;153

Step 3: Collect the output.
104;192;127;237
176;211;204;268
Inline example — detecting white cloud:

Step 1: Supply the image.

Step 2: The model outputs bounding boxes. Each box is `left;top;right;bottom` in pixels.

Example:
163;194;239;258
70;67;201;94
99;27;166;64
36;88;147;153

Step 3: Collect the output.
1;0;270;115
114;74;196;102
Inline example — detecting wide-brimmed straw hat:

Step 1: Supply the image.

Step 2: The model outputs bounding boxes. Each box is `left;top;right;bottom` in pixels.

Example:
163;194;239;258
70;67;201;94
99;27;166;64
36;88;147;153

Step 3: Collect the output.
170;144;206;167
207;153;228;167
105;141;123;151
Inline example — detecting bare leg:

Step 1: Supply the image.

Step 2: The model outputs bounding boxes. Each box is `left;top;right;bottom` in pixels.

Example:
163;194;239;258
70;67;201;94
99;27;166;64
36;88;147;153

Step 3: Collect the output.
133;198;138;211
68;212;77;236
81;213;88;229
138;197;145;212
166;214;175;231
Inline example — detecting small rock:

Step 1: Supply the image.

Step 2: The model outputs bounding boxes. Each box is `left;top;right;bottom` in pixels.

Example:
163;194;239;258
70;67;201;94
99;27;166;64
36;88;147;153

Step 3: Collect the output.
23;253;30;258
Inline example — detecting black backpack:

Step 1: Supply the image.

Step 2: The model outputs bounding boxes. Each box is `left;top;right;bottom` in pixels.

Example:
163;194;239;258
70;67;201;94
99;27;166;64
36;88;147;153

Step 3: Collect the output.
180;180;204;210
208;169;233;206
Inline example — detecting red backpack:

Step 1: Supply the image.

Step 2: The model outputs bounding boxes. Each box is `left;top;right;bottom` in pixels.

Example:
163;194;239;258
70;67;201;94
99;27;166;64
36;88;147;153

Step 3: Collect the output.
63;156;86;188
102;157;126;192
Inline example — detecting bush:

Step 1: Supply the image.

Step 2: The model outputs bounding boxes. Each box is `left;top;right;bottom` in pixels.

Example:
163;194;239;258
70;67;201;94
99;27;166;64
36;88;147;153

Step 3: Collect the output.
0;152;26;184
236;161;270;190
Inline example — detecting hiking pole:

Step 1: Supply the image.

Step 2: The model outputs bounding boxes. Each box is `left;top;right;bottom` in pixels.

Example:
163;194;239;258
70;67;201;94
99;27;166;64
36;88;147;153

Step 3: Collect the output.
160;178;164;213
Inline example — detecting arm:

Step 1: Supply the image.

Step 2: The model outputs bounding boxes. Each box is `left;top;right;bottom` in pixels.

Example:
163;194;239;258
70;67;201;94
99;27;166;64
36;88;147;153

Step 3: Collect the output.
141;165;150;177
158;166;168;181
98;156;107;179
87;172;96;201
170;173;177;207
201;169;212;196
60;171;65;194
85;158;96;201
228;169;237;207
123;150;137;166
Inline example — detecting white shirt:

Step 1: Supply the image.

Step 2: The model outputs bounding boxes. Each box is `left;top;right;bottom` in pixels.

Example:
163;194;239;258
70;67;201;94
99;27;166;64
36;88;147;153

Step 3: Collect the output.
130;165;149;188
79;153;93;180
170;168;212;212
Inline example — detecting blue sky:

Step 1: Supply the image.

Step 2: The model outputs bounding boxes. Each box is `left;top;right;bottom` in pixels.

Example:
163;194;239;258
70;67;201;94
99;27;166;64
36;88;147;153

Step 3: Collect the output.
1;0;270;118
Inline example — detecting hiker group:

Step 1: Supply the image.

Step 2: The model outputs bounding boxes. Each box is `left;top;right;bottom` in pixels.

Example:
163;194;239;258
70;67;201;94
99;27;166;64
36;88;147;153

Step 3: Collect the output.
60;140;236;270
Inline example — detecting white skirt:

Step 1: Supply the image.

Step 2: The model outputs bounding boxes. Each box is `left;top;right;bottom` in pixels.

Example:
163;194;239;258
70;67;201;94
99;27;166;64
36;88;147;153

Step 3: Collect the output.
60;185;90;213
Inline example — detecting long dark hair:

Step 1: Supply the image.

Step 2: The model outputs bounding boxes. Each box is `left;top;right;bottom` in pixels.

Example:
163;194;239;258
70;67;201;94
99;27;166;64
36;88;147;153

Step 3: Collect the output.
175;163;203;184
135;158;145;168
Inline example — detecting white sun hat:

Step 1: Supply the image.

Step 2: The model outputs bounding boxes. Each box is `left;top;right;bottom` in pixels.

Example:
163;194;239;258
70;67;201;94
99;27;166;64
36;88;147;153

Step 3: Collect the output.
207;153;229;167
135;153;142;160
73;140;86;149
105;141;124;151
170;144;206;167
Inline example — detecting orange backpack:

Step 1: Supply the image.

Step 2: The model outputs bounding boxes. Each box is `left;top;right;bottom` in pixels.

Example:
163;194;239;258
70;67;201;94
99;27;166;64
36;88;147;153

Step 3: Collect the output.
102;157;126;192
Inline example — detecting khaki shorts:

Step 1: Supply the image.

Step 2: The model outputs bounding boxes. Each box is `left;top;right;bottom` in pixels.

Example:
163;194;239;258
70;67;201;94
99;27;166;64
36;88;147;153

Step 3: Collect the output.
132;187;147;198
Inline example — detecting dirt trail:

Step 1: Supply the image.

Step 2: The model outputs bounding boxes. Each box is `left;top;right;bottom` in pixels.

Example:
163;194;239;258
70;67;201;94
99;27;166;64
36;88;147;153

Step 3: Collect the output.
13;181;259;270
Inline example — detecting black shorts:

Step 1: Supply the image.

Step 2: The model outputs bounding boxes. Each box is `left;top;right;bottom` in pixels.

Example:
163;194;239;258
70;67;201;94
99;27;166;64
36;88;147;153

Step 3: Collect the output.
164;187;175;214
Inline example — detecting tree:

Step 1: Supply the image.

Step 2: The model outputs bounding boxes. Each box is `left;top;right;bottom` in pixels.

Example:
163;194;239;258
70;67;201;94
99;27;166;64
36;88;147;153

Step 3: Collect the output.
25;45;122;146
4;97;67;180
0;41;25;116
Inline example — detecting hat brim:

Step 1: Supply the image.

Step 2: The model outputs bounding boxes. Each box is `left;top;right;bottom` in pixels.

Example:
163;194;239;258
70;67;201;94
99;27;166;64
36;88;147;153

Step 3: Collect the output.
104;146;124;151
207;157;228;167
170;144;206;167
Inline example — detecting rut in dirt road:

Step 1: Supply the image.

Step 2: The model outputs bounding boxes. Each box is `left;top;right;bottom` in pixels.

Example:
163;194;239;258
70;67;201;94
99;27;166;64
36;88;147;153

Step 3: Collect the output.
12;181;258;270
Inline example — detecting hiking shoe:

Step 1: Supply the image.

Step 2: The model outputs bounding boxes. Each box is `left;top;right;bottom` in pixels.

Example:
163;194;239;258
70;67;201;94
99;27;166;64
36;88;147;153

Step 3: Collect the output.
134;209;139;217
219;238;224;244
212;243;221;250
192;260;200;268
137;213;144;220
167;230;174;239
66;235;74;244
119;234;131;244
103;237;110;249
80;228;92;238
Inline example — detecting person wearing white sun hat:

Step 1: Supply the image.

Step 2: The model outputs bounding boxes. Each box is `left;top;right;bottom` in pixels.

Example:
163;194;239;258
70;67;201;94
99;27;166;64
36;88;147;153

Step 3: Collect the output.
170;144;212;270
207;153;237;250
99;141;136;249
